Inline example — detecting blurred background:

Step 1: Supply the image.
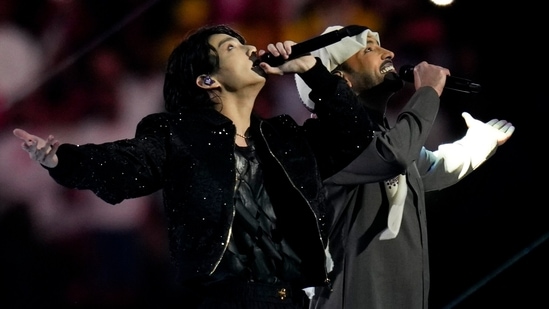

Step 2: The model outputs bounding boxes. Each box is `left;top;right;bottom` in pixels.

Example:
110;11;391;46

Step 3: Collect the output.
0;0;543;308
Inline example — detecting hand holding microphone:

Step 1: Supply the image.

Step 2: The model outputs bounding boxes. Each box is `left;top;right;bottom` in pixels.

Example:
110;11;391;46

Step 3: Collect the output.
399;63;481;94
255;25;369;67
258;41;317;75
399;62;450;97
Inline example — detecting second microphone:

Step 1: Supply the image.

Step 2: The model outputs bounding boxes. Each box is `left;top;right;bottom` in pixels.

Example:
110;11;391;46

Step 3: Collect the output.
399;65;482;94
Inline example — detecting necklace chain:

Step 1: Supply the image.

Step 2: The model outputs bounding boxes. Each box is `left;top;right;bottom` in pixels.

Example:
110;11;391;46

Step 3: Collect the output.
235;132;248;139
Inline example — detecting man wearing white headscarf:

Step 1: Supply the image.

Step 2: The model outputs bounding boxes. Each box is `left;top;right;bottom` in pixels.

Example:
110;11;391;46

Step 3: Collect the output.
295;25;515;309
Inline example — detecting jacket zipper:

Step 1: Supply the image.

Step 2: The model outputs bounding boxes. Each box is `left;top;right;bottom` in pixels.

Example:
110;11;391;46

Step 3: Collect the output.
258;122;329;282
208;143;237;276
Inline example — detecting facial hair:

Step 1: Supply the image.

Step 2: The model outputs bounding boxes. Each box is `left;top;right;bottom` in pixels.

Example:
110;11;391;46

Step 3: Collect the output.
360;72;404;113
368;72;404;96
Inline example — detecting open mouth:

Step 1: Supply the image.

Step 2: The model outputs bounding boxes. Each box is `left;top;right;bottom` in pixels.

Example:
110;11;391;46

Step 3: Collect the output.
251;56;267;77
380;62;395;75
251;53;261;68
252;64;267;77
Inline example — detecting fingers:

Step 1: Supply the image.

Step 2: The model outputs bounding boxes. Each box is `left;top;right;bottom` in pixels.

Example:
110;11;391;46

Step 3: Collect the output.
21;135;39;153
266;42;286;58
461;112;477;128
262;42;290;75
493;119;509;129
14;128;40;152
484;119;507;129
501;122;515;135
43;135;55;152
31;137;49;162
266;41;295;58
463;114;514;133
262;40;314;75
413;62;450;96
461;112;472;122
258;62;284;76
50;140;61;154
13;128;60;164
483;118;515;145
32;135;58;163
461;112;515;146
497;122;515;145
486;119;513;132
503;122;515;134
13;128;31;141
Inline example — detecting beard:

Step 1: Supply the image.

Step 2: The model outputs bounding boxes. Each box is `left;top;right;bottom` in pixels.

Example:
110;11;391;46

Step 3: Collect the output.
358;71;404;112
367;72;404;96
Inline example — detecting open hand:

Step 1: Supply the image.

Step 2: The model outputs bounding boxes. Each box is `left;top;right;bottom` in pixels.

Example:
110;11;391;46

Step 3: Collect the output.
13;128;60;168
462;112;515;146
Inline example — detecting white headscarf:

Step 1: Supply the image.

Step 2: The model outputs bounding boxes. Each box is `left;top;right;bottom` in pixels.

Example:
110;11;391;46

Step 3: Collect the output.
294;25;379;111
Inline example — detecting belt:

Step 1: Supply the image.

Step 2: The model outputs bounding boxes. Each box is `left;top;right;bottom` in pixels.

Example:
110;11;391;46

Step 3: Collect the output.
205;280;302;303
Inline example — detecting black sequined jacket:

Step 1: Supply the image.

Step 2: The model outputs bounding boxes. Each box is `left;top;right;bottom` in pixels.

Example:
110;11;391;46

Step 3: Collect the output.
46;60;373;288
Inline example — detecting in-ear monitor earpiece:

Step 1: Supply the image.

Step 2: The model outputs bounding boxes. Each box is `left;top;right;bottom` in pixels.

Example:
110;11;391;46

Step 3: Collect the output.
203;76;213;85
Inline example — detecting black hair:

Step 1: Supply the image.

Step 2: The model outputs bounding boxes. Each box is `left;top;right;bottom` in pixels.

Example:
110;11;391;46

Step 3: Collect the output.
163;25;246;113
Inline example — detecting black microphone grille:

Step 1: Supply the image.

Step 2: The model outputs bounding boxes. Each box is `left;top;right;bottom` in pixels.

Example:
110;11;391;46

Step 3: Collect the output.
399;65;415;83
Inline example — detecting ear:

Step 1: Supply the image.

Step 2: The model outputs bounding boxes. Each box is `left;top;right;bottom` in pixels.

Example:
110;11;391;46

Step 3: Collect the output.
196;75;216;89
333;70;352;88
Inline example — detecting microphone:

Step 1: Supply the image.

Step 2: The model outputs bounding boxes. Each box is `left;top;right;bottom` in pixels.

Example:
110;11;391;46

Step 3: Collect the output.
399;64;482;94
255;25;369;67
